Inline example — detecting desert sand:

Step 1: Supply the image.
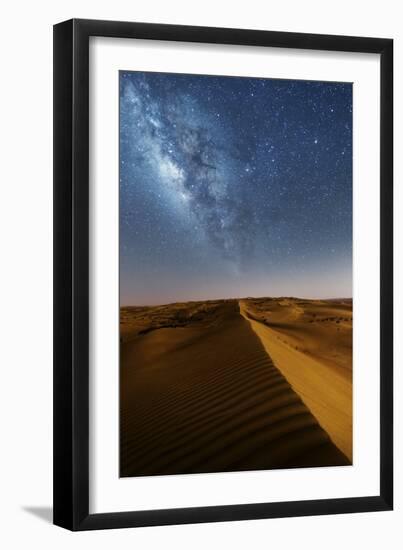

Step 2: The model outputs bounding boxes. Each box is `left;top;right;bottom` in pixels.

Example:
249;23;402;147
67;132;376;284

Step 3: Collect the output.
120;298;351;477
240;298;352;460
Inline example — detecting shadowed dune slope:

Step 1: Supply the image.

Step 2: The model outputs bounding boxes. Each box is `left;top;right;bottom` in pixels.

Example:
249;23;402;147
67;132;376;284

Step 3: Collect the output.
120;300;349;477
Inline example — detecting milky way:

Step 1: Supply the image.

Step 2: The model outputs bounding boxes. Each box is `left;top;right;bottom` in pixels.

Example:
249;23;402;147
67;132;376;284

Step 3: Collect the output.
120;71;352;305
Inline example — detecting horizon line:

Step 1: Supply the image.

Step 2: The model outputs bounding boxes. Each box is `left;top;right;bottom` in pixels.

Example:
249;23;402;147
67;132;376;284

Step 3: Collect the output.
120;295;353;308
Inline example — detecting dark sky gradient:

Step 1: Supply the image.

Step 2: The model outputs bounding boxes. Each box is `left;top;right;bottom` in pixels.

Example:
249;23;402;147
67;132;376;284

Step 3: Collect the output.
120;71;352;306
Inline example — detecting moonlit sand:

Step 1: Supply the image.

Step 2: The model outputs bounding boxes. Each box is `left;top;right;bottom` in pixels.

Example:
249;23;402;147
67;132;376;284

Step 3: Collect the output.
120;298;351;477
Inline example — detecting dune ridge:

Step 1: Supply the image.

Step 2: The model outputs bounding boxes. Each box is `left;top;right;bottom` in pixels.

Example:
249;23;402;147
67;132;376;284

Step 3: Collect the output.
240;298;352;460
120;300;350;477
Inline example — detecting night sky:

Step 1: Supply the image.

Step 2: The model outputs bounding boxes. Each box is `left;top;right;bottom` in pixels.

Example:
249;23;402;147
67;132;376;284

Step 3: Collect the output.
120;71;352;306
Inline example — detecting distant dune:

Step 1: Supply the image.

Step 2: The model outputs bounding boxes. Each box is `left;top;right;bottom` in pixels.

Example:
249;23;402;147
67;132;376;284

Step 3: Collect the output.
120;299;351;477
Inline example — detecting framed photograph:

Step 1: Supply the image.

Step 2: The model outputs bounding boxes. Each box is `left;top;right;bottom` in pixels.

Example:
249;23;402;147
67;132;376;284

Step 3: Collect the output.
53;19;393;530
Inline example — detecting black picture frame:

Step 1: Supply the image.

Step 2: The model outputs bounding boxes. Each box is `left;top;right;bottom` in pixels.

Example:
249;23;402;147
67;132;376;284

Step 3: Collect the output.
53;18;393;531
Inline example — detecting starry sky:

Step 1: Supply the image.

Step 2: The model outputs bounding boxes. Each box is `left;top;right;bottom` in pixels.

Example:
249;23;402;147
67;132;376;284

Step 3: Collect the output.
120;71;352;306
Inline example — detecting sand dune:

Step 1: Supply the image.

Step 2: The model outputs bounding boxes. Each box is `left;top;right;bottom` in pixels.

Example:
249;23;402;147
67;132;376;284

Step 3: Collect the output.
240;298;352;460
120;300;350;477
